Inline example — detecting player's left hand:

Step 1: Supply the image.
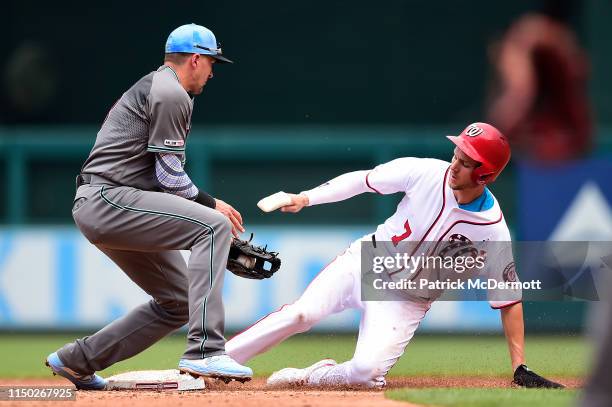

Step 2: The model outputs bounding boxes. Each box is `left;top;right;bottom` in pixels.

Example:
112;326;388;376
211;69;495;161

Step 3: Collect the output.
214;199;245;237
512;364;565;388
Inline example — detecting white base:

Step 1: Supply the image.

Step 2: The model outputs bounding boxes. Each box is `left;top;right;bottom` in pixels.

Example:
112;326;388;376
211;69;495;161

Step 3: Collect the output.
106;369;205;391
257;191;292;212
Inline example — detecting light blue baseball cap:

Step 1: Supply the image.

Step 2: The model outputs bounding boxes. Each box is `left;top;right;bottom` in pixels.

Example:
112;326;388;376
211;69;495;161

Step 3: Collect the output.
165;23;233;63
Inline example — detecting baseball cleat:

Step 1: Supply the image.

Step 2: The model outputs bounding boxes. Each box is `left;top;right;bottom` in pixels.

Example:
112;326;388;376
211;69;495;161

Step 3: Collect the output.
45;352;107;390
178;355;253;382
267;358;337;387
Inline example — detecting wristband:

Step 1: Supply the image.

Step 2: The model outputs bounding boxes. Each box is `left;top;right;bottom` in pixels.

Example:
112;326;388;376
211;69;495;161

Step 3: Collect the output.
194;190;216;209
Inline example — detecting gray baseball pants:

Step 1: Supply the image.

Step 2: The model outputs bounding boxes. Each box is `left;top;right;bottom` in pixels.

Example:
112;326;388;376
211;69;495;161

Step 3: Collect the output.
57;178;232;374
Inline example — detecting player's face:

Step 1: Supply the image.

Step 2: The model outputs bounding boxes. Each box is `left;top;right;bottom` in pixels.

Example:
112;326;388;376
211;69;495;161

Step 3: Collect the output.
449;147;480;190
191;55;215;94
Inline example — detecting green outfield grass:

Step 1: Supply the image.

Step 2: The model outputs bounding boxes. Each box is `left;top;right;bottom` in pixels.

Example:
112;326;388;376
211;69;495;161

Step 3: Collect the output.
386;388;578;407
0;333;589;379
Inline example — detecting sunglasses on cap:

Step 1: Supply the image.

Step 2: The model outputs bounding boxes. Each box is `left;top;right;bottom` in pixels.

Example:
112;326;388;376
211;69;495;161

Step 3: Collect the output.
194;43;223;55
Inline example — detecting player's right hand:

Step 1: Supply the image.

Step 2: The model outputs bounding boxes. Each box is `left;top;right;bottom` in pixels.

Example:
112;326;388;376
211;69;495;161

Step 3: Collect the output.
280;193;309;213
214;198;245;237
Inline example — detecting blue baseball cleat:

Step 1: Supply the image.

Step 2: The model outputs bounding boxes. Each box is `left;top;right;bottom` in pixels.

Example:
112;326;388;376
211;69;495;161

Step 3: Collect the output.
45;352;107;390
178;355;253;383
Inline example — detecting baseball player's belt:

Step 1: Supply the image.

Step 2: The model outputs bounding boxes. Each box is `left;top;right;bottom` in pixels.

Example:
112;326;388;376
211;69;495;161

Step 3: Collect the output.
75;173;119;191
75;173;92;189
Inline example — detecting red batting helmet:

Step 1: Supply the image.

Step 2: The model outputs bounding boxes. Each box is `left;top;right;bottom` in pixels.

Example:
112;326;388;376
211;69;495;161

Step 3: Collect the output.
446;122;511;185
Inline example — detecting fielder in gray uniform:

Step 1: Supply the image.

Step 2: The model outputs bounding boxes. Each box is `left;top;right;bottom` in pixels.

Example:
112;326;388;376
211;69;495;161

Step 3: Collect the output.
45;23;252;390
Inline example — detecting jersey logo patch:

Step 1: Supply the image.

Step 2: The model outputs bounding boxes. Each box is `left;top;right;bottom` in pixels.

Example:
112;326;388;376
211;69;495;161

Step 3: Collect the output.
503;262;517;282
164;139;185;147
438;234;478;259
465;124;484;137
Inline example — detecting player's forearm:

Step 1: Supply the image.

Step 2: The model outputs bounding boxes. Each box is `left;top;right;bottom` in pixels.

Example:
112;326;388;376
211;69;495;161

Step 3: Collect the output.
301;170;371;206
500;302;526;371
154;153;215;208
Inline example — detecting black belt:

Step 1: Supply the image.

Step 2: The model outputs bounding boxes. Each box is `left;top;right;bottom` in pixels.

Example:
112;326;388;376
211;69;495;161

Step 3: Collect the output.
75;173;92;189
75;173;118;190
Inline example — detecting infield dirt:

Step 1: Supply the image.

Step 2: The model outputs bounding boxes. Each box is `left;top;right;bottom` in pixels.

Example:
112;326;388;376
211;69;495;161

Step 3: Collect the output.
0;376;581;407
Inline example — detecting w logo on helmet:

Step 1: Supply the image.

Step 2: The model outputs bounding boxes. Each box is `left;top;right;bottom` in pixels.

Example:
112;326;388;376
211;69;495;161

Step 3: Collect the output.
465;124;484;137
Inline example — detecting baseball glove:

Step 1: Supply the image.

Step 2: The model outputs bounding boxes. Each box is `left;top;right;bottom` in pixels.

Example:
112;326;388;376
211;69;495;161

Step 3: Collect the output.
512;364;564;388
227;234;281;280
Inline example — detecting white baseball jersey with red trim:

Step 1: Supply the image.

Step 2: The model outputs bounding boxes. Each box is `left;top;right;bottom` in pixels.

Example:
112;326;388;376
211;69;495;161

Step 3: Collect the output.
303;157;517;308
363;158;518;308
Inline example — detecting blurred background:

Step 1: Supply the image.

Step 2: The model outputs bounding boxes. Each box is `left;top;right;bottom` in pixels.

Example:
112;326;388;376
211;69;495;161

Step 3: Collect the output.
0;0;611;338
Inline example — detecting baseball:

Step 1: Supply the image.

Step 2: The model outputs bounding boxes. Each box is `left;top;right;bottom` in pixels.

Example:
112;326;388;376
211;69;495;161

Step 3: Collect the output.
236;254;256;269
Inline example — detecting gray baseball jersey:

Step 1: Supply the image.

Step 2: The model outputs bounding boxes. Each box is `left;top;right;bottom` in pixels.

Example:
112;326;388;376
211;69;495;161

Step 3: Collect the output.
81;65;192;190
58;65;232;374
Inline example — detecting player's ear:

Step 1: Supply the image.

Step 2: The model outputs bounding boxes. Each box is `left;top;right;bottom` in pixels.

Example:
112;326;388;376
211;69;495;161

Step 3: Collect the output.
476;172;492;185
190;53;200;68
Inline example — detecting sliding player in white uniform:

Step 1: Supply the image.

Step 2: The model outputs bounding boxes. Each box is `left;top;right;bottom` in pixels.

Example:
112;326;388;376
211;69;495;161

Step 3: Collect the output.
226;123;563;389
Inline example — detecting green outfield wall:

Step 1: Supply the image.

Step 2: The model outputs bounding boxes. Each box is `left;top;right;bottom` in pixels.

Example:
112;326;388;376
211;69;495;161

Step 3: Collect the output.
1;125;611;226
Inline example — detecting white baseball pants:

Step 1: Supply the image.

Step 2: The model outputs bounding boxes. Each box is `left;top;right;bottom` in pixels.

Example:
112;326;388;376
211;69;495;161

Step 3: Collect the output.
226;237;431;387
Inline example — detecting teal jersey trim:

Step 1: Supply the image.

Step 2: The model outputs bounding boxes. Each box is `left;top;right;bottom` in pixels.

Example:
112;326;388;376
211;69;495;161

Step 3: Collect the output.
99;186;214;357
147;145;186;153
458;187;494;212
